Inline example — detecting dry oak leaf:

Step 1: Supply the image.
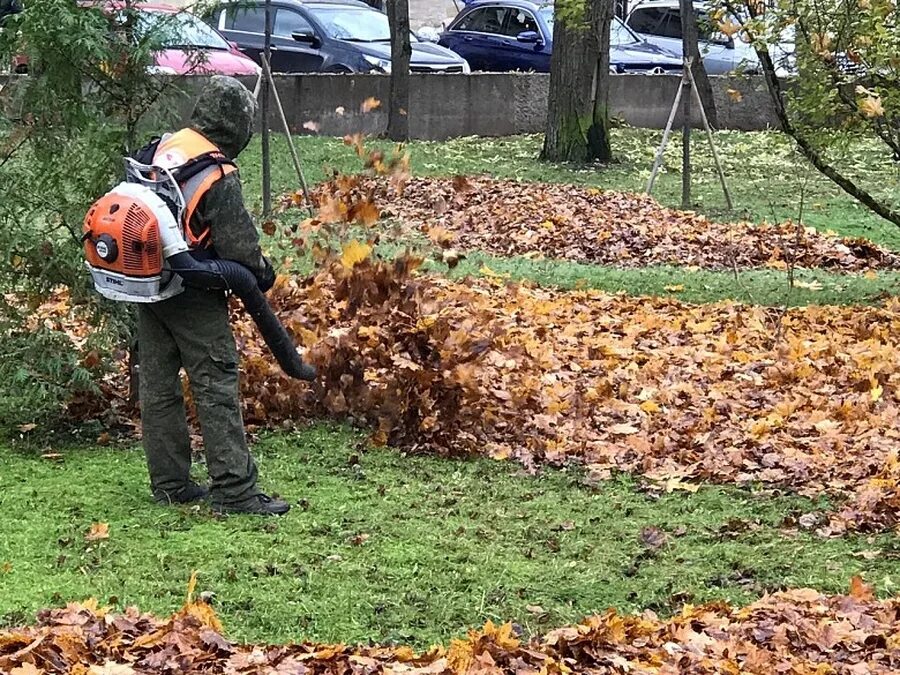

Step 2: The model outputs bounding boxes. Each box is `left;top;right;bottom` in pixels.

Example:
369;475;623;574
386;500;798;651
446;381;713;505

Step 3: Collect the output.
849;575;875;601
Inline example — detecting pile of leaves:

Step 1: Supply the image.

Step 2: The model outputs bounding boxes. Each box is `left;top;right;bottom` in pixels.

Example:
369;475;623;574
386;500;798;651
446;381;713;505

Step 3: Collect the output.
326;176;900;272
25;243;900;533
3;580;899;673
234;249;900;531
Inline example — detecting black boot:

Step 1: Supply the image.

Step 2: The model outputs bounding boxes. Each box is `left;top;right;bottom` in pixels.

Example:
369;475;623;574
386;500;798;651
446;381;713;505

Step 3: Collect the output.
153;481;209;505
211;493;291;516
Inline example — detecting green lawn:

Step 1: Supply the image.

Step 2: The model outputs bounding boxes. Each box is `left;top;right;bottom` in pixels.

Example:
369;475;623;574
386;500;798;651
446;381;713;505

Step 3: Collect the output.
1;425;898;646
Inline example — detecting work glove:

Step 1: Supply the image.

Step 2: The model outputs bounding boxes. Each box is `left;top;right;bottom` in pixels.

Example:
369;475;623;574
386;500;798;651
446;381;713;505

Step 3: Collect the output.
257;256;276;293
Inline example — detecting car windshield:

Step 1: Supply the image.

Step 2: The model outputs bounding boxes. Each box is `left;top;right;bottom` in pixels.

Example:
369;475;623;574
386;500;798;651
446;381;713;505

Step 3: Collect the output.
310;6;416;42
538;7;639;45
138;10;230;50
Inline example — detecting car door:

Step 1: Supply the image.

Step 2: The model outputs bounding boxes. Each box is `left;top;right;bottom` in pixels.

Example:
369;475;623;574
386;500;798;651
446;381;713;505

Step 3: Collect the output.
440;6;510;71
496;6;550;72
271;7;325;72
221;3;267;63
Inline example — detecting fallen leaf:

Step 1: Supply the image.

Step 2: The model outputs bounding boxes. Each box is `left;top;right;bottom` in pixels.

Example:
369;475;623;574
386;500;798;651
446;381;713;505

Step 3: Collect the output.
262;220;277;236
340;240;372;269
85;522;110;542
849;575;875;601
639;526;668;551
361;97;381;113
726;88;743;102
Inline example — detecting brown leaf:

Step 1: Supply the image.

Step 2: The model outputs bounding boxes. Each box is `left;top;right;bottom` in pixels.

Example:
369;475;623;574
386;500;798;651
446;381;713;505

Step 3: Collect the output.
262;220;277;236
639;526;668;551
849;575;875;601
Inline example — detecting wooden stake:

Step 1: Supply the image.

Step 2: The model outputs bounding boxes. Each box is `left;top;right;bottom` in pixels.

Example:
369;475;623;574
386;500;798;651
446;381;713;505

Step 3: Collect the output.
686;65;733;210
261;55;314;217
646;76;685;195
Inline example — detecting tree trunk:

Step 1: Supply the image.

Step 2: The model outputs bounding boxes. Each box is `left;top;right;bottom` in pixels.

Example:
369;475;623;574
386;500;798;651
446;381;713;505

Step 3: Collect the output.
386;0;411;141
679;0;717;128
542;0;614;162
588;0;614;161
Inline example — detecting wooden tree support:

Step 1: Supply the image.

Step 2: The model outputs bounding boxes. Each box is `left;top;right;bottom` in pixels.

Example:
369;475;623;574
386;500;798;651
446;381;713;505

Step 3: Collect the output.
646;57;733;211
260;55;314;217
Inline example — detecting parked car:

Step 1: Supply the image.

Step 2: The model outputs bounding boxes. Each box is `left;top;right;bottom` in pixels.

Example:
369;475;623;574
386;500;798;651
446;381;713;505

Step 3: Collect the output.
438;0;683;74
625;0;760;74
205;0;471;74
11;3;261;76
138;4;262;76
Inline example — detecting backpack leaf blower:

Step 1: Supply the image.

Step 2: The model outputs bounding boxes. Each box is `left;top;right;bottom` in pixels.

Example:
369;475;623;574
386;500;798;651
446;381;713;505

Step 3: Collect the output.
83;158;316;381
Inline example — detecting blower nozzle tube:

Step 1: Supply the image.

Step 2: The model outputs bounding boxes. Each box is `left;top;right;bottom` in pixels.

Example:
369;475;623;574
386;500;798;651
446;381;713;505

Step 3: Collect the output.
169;252;317;381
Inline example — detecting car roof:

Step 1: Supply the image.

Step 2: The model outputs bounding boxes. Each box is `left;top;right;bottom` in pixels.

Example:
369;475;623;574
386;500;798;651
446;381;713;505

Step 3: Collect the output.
629;0;709;9
464;0;552;10
217;0;371;6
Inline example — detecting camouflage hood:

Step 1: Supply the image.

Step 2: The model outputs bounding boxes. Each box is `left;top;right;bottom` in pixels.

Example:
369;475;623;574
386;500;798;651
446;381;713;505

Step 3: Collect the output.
189;76;257;160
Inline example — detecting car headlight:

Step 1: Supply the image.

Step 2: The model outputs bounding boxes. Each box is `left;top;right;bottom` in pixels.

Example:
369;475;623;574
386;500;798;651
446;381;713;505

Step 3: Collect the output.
363;54;391;73
461;59;471;74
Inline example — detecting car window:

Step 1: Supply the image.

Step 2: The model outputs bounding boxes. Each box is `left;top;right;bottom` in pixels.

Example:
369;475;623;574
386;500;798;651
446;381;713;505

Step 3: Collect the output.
138;10;231;50
611;17;640;44
452;6;508;34
225;6;269;34
656;9;683;39
628;7;666;35
274;8;313;37
503;8;538;37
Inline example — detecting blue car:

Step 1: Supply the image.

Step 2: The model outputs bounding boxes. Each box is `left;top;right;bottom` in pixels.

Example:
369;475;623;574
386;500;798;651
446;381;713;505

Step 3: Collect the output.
438;0;683;73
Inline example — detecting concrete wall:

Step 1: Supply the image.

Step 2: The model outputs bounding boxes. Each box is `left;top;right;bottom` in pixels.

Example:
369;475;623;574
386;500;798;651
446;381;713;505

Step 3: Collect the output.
2;73;780;140
235;73;779;140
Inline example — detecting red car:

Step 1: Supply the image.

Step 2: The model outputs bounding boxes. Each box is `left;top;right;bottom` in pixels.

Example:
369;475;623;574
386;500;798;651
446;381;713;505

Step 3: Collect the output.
13;2;260;76
136;3;260;76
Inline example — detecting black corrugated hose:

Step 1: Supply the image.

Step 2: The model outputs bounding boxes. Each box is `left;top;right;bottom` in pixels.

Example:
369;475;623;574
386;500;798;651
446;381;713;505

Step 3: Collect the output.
168;252;317;381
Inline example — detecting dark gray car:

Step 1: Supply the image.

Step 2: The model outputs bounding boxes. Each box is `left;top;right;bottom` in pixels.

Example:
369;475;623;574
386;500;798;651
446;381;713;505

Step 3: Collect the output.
205;0;471;73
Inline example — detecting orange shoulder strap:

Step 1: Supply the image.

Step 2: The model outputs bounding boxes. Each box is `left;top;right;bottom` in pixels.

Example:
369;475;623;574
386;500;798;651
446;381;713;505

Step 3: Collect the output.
152;128;238;249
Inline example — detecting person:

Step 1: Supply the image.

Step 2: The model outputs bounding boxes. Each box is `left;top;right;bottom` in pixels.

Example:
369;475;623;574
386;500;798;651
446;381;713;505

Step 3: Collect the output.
136;76;289;516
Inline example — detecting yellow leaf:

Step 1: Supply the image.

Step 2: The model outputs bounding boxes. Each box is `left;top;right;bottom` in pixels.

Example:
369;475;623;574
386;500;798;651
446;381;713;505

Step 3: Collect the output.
859;94;885;118
540;220;555;230
794;280;823;291
870;382;883;402
340;240;372;269
864;270;878;280
726;88;743;103
717;19;741;37
663;285;684;293
479;264;510;280
640;400;661;413
85;522;109;542
360;97;381;113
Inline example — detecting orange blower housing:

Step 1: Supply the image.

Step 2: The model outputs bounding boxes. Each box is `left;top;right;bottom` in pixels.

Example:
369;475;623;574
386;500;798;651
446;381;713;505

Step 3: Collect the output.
83;192;163;277
82;176;188;304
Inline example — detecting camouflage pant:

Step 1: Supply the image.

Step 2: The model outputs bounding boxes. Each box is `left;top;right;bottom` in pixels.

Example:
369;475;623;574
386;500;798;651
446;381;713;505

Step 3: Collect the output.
137;286;259;505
